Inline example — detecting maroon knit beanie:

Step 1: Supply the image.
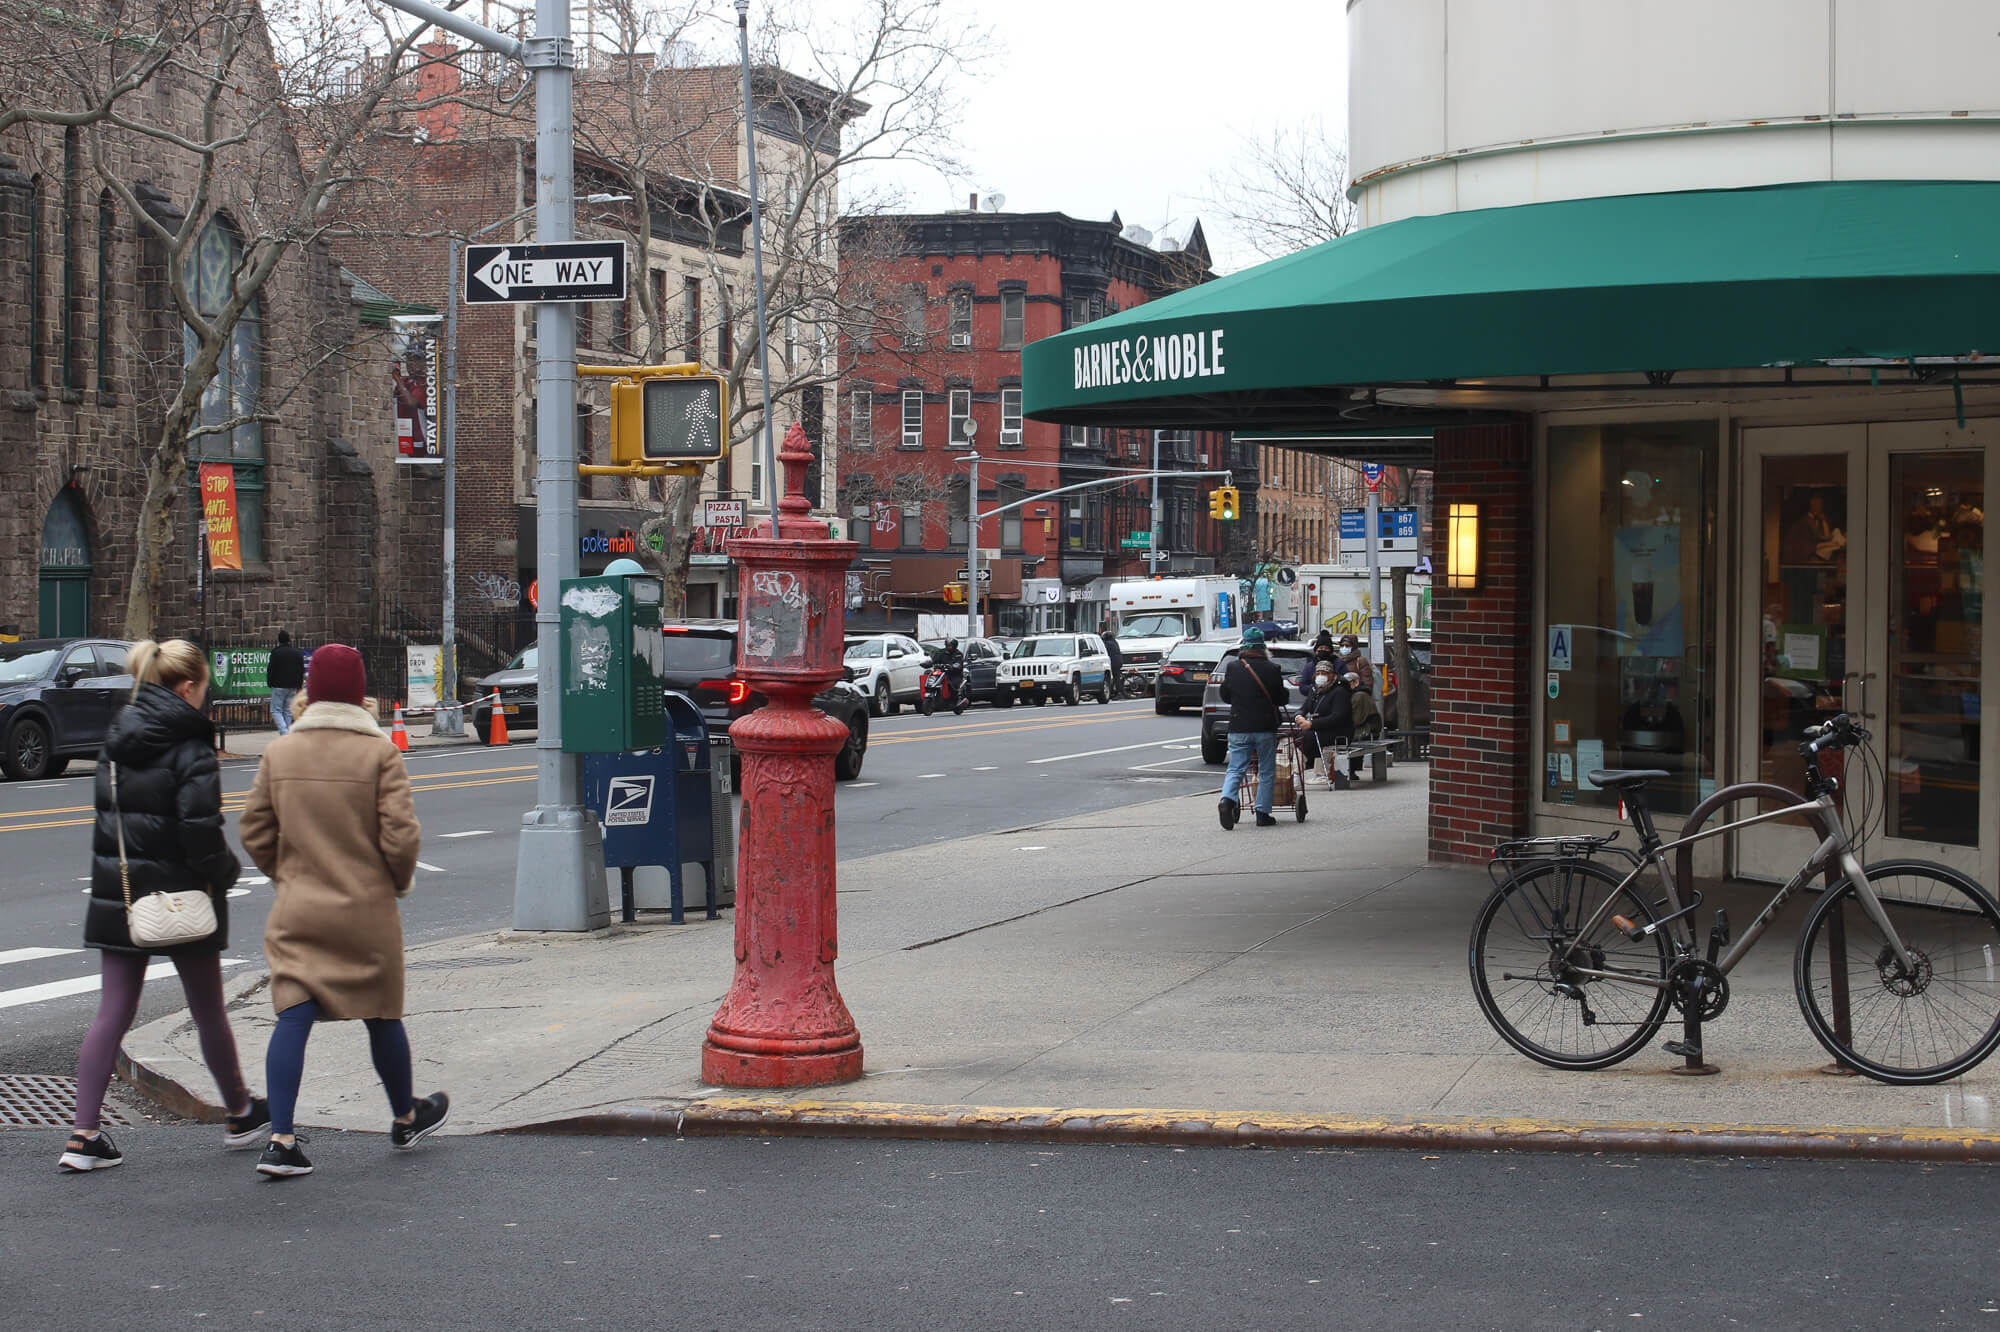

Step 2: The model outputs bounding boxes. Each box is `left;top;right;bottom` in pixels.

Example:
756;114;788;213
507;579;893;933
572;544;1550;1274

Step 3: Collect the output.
306;643;367;708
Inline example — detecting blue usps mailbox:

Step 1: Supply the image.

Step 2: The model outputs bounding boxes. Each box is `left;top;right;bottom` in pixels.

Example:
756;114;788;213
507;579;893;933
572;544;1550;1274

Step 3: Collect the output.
579;692;718;924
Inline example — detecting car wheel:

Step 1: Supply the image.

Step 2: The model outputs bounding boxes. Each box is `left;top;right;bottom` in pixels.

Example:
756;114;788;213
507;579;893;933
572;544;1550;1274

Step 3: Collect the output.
1200;724;1226;766
1155;697;1176;716
1063;678;1080;706
1096;677;1113;705
2;715;53;781
872;680;890;717
472;713;490;745
834;713;867;780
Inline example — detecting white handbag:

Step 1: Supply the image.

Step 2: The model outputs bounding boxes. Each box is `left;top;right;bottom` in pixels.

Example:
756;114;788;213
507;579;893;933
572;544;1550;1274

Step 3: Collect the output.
110;761;219;948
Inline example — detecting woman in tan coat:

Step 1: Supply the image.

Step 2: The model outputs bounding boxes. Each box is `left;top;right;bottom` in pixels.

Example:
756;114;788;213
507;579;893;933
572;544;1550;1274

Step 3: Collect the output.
237;643;448;1179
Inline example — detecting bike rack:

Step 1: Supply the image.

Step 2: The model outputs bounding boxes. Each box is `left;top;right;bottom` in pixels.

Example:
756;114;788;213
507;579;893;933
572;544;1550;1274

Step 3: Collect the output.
1671;783;1853;1077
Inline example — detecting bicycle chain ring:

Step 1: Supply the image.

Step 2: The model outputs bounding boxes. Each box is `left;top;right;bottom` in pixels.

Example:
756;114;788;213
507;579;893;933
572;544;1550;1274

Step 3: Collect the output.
1667;958;1730;1021
1876;945;1934;998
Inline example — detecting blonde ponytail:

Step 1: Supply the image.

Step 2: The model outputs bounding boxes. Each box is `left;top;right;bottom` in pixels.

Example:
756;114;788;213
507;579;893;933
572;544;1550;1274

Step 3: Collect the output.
128;638;208;700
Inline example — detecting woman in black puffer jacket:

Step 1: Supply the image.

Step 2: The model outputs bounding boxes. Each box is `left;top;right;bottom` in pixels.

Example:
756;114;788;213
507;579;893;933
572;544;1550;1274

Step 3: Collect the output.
61;639;267;1173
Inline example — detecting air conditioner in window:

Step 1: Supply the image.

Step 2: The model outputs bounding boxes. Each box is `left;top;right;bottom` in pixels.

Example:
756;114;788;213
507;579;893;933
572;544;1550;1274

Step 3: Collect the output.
950;333;972;347
1000;429;1022;447
1200;453;1209;467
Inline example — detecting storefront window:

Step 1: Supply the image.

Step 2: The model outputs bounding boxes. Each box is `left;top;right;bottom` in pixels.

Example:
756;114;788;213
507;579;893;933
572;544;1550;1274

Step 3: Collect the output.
1544;422;1718;816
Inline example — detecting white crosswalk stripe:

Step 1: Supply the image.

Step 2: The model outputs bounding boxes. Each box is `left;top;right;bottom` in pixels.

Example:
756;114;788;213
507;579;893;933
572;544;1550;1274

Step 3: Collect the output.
0;946;246;1011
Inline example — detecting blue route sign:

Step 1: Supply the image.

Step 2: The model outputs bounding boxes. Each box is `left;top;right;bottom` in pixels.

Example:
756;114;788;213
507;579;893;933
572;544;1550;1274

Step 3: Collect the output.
1339;506;1419;540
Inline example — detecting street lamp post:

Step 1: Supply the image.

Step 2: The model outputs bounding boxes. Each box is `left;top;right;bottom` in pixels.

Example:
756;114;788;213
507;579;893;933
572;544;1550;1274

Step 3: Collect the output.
440;193;627;737
963;418;979;636
734;0;780;516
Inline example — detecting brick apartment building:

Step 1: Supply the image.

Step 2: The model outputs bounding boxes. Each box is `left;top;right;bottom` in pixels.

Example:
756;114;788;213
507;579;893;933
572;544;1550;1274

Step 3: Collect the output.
836;206;1254;635
1257;447;1335;568
0;5;418;660
336;43;846;642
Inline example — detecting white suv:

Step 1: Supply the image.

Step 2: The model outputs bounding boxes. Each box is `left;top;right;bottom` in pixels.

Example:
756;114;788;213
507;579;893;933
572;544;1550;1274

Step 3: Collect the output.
843;634;928;716
996;633;1115;708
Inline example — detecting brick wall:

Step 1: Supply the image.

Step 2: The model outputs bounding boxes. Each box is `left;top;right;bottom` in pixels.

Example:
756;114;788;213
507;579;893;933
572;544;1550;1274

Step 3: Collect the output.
1428;420;1533;863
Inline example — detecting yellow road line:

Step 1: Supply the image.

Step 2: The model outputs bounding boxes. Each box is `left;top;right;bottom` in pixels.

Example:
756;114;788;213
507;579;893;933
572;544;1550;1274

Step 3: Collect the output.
1;773;538;834
0;762;538;823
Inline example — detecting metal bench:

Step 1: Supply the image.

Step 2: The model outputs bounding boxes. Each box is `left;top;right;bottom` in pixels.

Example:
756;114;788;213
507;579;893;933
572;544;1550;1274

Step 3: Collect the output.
1329;735;1395;786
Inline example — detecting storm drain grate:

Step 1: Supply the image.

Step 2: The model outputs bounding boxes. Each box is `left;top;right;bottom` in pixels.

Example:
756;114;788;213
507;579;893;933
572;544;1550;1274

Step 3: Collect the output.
407;955;525;973
0;1075;131;1129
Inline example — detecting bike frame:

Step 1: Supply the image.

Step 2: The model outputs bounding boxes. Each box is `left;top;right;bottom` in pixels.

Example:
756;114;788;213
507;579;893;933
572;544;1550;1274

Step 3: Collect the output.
1532;784;1916;990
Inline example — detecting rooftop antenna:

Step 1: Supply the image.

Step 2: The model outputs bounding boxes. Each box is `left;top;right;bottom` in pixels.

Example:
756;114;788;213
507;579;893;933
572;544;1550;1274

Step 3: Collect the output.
982;193;1005;212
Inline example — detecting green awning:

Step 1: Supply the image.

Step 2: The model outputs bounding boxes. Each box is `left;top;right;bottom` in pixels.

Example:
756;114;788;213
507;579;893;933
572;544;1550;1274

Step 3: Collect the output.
1023;181;2000;428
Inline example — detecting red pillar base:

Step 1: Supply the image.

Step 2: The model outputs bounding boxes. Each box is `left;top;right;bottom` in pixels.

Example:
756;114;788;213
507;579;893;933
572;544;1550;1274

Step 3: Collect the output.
700;1040;864;1088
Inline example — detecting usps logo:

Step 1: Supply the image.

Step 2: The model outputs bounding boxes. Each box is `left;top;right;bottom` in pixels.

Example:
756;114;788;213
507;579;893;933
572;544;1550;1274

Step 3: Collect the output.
604;775;655;827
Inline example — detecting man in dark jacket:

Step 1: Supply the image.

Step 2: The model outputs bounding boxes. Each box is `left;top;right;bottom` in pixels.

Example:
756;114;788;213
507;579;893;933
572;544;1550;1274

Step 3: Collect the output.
268;630;305;735
1100;618;1124;692
1293;660;1355;788
1217;627;1287;829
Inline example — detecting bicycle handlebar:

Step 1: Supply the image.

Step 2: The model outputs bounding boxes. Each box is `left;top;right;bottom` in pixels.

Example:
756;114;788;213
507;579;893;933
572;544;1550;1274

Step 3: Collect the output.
1801;713;1869;754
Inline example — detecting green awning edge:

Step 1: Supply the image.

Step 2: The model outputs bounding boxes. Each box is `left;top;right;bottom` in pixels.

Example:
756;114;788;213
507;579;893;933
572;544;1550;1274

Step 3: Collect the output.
1023;180;2000;426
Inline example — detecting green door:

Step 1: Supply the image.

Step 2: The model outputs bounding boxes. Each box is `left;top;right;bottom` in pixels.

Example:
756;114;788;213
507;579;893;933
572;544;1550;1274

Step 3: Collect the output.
38;574;88;637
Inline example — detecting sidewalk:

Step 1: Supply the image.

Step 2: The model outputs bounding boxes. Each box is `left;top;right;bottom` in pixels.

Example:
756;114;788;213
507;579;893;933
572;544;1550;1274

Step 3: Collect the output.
122;769;2000;1159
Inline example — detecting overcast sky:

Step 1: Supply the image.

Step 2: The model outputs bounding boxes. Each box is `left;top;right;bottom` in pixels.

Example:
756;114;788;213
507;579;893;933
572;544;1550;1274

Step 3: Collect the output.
850;1;1350;273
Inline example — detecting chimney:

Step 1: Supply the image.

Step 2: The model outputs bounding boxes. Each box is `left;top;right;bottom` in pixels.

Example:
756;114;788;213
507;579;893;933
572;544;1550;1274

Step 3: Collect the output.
968;192;978;212
414;40;463;140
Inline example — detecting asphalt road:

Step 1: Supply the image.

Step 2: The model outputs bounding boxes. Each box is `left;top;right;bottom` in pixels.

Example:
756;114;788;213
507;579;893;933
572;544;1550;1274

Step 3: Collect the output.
6;1129;1996;1330
0;697;1212;1076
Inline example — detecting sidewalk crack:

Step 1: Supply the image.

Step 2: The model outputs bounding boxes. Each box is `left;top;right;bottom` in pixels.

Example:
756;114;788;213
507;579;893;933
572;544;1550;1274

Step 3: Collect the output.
481;997;721;1113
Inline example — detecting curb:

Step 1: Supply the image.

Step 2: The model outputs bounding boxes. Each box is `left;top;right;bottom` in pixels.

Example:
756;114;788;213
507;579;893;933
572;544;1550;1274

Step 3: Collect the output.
496;1097;2000;1163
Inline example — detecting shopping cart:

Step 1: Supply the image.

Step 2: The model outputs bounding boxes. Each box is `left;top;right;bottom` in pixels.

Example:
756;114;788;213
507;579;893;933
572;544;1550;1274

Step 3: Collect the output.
1238;728;1311;823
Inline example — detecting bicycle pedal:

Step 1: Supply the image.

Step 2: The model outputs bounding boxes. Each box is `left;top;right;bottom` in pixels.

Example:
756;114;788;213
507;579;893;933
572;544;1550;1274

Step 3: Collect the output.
1661;1040;1703;1059
1610;914;1647;941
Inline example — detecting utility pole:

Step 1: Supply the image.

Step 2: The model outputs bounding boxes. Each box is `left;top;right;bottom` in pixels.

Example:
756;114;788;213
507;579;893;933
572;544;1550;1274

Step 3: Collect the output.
1149;429;1162;571
966;433;980;636
734;0;779;516
377;0;605;930
1365;466;1383;668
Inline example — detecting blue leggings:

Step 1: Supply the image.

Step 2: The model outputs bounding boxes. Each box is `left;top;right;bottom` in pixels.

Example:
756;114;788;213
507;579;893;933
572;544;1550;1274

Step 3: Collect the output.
266;999;413;1135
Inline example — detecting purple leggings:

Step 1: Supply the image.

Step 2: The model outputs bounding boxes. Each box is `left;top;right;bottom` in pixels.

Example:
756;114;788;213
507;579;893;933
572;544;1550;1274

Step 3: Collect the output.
74;949;248;1132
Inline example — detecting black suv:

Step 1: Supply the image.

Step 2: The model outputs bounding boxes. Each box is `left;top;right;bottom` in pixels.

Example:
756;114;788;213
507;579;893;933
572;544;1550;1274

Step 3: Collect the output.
0;638;135;780
660;619;870;786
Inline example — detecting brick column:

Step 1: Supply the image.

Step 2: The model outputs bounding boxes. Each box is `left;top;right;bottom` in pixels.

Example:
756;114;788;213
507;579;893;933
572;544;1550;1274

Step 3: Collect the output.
1428;420;1533;863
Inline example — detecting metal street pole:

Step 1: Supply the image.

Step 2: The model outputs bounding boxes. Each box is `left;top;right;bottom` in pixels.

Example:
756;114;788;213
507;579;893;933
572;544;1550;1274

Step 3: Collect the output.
734;0;779;516
964;428;979;636
1365;471;1383;668
514;0;602;930
379;0;600;932
1149;429;1162;571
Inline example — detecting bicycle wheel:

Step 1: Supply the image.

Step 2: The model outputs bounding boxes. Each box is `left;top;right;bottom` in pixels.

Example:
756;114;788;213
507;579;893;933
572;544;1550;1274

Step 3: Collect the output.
1469;858;1674;1071
1795;860;2000;1085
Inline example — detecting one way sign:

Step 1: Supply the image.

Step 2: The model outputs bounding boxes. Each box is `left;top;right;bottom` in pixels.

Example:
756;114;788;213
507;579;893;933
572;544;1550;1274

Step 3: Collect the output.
464;240;628;304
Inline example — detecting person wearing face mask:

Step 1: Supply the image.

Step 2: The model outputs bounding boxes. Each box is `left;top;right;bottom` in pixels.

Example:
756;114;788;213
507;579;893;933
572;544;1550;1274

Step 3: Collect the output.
1336;634;1375;696
1292;661;1355;788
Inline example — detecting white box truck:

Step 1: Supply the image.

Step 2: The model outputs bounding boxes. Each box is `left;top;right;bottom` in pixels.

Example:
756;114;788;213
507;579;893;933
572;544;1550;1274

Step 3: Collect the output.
1107;576;1244;683
1293;565;1431;641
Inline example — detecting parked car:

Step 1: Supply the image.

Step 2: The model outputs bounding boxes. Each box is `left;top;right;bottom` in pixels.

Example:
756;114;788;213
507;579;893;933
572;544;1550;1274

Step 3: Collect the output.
469;645;538;744
1381;634;1434;732
995;632;1116;707
1155;638;1228;715
919;637;1005;703
662;620;869;786
842;633;928;716
0;638;135;780
1199;642;1315;764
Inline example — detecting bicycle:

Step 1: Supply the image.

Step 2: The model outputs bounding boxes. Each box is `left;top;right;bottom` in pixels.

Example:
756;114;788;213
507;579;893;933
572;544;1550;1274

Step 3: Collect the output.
1468;714;2000;1085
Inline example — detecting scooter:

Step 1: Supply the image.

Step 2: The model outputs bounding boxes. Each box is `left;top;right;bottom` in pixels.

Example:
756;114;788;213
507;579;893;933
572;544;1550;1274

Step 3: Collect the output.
919;662;970;716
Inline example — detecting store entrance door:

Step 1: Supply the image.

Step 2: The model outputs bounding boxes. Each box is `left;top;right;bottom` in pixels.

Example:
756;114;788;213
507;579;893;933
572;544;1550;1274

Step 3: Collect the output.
1737;423;1990;885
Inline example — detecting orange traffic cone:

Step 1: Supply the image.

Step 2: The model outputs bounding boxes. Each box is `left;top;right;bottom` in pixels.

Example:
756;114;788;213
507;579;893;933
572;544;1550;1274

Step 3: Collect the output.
488;701;509;746
391;703;410;753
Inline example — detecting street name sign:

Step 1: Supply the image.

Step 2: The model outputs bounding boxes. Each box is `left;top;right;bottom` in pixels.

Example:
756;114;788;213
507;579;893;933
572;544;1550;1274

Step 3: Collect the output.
1119;532;1154;548
465;241;628;304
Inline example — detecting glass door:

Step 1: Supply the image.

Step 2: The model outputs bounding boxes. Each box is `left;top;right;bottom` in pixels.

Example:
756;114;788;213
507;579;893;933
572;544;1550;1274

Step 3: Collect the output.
1738;427;1863;881
1860;433;1985;882
1740;423;1989;884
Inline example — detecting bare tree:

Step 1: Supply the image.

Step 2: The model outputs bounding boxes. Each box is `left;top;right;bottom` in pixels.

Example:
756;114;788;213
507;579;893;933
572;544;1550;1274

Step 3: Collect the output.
1205;116;1358;265
1;0;447;636
560;0;987;611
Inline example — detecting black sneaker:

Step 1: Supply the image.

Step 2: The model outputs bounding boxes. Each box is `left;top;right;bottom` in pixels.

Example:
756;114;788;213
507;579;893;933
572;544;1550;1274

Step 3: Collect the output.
223;1096;270;1149
256;1136;313;1179
1218;797;1239;830
391;1092;450;1150
58;1130;123;1173
1254;812;1278;827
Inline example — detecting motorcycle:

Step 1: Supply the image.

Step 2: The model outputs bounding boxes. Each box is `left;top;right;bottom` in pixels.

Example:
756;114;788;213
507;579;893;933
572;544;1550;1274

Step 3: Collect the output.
919;662;969;716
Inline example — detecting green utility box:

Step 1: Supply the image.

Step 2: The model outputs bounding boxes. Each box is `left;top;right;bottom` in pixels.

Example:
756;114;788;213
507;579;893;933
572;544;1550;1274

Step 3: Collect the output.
558;574;668;753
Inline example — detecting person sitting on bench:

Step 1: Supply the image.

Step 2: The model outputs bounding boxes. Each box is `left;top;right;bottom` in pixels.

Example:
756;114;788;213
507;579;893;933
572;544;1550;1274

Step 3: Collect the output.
1292;663;1354;788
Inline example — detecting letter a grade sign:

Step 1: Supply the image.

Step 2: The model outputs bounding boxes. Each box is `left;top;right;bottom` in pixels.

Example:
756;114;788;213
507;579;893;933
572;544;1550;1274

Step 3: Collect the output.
464;241;628;304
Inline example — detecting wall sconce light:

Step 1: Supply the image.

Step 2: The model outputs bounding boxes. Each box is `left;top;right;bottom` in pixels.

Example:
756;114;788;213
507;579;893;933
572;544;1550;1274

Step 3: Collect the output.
1447;502;1480;590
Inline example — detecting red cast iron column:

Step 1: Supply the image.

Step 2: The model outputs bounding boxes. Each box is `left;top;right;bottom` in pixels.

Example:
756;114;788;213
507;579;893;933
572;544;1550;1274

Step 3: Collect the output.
702;423;864;1086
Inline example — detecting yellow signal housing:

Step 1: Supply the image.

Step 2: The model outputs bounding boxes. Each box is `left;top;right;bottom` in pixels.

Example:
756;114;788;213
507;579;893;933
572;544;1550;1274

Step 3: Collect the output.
585;362;727;477
1217;486;1240;520
1208;489;1226;519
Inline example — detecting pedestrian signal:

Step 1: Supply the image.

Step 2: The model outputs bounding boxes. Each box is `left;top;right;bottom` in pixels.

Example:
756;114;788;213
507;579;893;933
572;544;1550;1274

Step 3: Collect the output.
611;372;727;464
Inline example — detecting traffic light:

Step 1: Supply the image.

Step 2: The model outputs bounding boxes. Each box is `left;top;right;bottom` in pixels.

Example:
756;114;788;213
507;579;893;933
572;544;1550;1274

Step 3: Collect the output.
1209;486;1240;520
610;372;728;465
1208;488;1225;519
941;581;967;605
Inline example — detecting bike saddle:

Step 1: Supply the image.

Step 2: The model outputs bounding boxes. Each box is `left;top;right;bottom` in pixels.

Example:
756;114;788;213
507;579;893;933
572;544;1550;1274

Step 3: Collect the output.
1585;768;1672;790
